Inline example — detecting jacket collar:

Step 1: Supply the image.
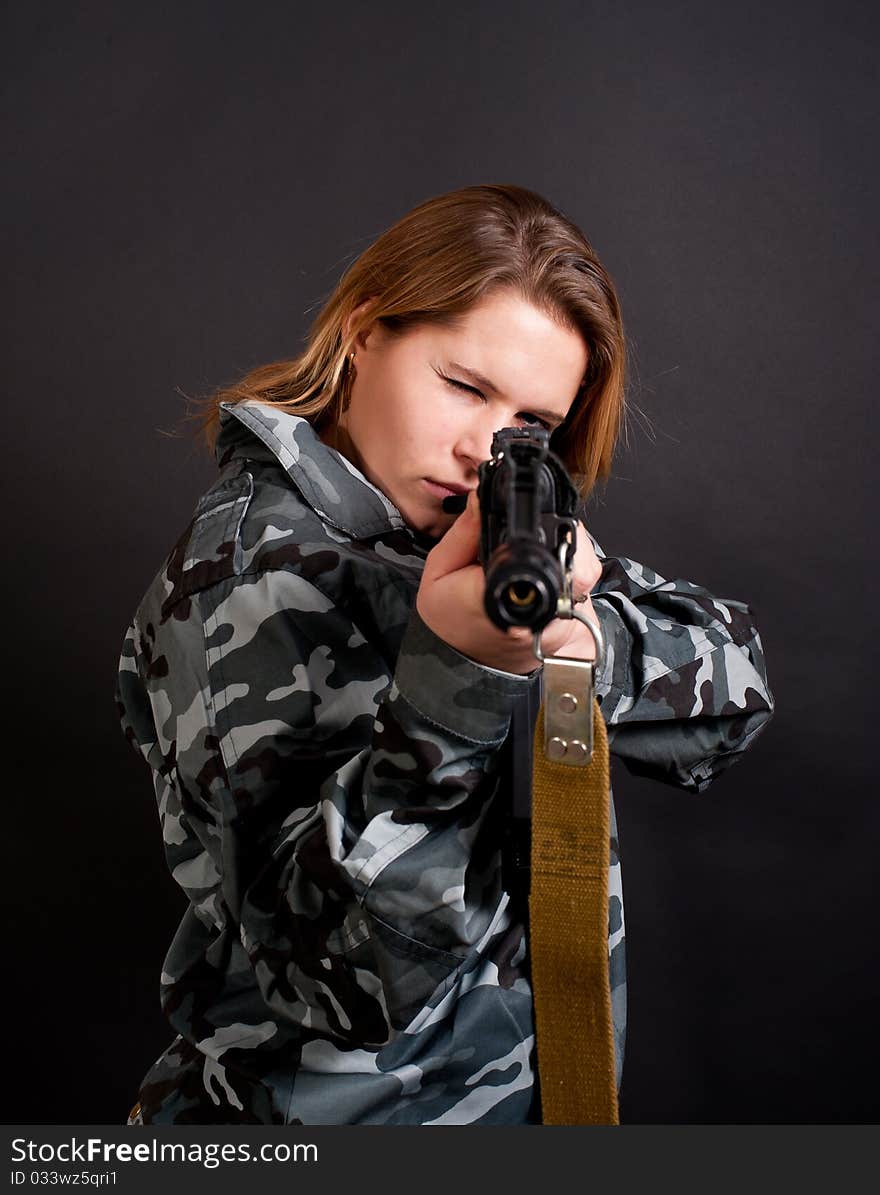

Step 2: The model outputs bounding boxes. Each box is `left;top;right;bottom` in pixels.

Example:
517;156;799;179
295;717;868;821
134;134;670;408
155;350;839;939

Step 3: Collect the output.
216;401;407;539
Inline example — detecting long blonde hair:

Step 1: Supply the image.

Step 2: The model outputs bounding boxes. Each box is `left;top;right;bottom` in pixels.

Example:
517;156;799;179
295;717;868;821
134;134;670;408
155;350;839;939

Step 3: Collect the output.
195;184;627;498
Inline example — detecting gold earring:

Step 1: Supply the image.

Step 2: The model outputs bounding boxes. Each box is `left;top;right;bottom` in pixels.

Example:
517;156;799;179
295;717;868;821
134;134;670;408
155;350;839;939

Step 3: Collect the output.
338;351;356;416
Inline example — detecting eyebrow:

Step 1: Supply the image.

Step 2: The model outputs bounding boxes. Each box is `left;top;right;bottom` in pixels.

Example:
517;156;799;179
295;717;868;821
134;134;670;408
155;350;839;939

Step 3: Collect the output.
446;361;568;427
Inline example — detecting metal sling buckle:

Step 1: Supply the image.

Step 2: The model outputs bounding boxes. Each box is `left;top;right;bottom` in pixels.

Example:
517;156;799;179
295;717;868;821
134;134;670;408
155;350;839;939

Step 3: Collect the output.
531;548;605;766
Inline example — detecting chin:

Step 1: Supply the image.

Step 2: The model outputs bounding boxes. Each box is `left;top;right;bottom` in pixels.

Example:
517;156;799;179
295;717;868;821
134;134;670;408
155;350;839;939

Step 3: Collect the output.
388;492;440;537
411;517;449;539
424;520;454;539
402;507;453;540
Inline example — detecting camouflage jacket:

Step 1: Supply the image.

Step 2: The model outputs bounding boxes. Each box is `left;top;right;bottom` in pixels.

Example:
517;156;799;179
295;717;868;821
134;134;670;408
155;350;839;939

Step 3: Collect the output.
116;401;774;1124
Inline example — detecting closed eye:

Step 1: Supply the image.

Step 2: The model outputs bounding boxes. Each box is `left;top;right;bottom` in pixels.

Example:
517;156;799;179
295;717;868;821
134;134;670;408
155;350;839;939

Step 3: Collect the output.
436;370;553;430
437;370;484;398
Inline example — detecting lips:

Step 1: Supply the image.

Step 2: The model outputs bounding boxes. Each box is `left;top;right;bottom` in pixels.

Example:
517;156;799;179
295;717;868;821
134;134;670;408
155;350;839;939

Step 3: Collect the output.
424;478;472;496
423;478;473;500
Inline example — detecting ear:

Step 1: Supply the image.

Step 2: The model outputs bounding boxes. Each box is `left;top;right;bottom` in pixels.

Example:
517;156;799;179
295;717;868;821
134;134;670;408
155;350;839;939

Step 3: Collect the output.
343;297;380;354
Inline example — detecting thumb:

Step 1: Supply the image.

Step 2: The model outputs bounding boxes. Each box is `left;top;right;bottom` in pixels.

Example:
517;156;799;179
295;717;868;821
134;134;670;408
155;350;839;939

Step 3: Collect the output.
423;489;481;581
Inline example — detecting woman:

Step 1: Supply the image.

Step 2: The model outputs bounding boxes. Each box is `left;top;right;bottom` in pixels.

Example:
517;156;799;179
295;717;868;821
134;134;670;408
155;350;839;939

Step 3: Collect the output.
116;184;774;1124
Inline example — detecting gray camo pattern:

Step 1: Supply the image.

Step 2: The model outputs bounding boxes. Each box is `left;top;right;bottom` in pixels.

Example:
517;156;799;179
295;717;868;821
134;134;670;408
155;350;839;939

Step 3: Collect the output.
116;400;775;1124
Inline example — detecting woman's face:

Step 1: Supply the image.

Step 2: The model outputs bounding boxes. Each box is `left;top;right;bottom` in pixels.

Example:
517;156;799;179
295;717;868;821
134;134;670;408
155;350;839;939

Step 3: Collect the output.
335;288;589;537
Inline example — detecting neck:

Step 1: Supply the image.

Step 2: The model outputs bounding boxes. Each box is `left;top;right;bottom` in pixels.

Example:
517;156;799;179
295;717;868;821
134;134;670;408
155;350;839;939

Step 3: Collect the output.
319;417;363;474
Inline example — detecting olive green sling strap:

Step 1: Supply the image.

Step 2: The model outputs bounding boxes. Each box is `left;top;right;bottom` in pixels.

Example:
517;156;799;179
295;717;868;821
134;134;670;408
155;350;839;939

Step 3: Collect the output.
528;617;619;1126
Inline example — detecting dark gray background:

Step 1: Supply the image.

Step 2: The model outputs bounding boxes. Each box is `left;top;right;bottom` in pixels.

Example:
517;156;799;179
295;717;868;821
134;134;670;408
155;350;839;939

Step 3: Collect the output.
3;0;877;1124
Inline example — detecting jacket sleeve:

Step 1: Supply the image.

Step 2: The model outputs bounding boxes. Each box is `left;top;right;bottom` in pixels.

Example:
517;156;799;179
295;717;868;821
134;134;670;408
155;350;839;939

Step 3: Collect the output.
116;570;532;1046
587;534;775;793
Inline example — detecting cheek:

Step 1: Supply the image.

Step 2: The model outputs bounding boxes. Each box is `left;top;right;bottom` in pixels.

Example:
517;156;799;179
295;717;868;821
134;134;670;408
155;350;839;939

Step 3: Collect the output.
384;387;449;453
353;347;449;465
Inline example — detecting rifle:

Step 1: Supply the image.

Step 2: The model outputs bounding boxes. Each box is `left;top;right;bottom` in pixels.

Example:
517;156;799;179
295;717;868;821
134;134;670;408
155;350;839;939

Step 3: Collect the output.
443;425;597;662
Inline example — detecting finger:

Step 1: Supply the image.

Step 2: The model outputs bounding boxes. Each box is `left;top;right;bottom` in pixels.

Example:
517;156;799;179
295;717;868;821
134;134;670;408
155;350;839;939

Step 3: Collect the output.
507;626;533;644
422;489;481;581
571;520;601;593
540;615;596;661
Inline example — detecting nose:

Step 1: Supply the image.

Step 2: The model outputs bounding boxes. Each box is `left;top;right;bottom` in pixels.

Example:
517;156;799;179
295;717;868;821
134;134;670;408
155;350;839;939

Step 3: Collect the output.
453;408;500;473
